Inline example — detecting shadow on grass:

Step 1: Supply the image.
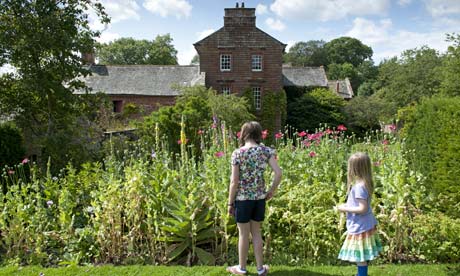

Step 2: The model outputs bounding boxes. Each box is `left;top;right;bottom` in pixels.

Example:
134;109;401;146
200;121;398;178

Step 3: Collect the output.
446;265;460;276
269;270;342;276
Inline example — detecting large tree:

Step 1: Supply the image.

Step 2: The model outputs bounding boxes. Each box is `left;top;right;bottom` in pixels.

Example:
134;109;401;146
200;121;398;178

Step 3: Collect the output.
325;37;373;67
439;33;460;97
284;40;328;67
0;0;109;170
96;35;178;65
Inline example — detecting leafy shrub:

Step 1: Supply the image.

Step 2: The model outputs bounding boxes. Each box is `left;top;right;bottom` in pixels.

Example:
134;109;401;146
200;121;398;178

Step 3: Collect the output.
287;88;346;132
0;122;26;166
399;96;460;217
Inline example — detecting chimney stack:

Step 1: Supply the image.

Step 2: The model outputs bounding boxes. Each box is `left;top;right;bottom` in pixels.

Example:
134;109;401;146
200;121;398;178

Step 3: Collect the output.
242;2;245;8
235;2;239;8
224;4;256;27
81;52;95;65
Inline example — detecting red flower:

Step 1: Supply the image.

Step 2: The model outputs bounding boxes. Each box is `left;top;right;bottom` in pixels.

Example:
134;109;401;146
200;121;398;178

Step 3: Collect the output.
325;128;333;134
177;139;189;145
309;151;317;157
275;132;283;139
337;124;347;131
197;129;204;135
262;129;268;140
214;151;224;158
302;140;311;147
236;131;241;138
298;131;307;137
382;139;389;145
389;124;397;132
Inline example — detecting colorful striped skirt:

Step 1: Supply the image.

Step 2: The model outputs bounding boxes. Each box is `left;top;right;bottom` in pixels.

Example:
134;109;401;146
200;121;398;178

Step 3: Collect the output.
338;227;382;262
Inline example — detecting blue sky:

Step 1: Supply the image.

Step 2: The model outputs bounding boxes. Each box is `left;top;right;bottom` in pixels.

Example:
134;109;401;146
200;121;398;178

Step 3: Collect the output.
91;0;460;65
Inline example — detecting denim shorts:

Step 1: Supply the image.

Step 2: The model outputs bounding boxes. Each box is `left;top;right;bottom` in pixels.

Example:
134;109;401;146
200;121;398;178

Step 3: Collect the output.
234;199;266;223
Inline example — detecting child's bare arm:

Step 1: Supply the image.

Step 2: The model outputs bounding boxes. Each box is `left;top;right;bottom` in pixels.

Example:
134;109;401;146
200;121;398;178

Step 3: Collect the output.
337;198;368;214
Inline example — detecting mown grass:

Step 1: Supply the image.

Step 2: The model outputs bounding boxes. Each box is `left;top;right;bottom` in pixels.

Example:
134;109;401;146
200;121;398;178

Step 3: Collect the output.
1;264;459;276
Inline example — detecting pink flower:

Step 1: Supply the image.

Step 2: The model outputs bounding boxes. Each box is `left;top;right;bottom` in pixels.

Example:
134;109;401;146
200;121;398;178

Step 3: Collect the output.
275;132;283;139
22;158;29;164
337;124;347;131
236;131;241;138
302;140;311;147
197;129;204;135
8;170;14;175
309;151;317;157
389;124;397;132
298;131;307;137
382;139;389;145
177;139;189;145
325;128;333;134
262;130;268;140
373;161;381;167
214;151;224;158
211;123;217;129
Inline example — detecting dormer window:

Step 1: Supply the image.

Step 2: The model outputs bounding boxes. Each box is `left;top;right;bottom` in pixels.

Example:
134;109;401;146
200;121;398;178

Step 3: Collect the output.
220;54;232;71
251;55;263;71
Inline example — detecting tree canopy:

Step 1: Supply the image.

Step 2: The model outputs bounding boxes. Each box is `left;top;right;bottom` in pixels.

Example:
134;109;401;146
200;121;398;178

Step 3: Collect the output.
325;37;373;67
96;35;178;65
0;0;109;170
284;40;328;67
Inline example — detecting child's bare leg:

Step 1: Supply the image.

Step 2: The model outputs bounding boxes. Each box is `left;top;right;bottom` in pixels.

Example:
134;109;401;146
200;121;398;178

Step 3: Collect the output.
237;222;251;270
250;220;264;270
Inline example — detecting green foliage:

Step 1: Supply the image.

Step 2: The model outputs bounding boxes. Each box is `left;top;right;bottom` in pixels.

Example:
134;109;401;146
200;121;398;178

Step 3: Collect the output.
96;35;178;65
439;33;460;97
138;86;254;153
0;0;109;172
283;40;328;67
325;37;373;67
399;96;460;217
0;123;25;166
376;47;442;116
287;88;346;131
344;95;393;134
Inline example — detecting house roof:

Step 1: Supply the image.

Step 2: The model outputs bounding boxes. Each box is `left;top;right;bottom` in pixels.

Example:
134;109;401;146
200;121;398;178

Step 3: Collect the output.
328;78;354;99
194;27;286;50
80;65;205;96
282;66;328;87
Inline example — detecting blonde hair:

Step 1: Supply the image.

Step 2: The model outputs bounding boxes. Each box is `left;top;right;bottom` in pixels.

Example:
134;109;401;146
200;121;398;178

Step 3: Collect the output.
347;152;374;196
239;121;262;146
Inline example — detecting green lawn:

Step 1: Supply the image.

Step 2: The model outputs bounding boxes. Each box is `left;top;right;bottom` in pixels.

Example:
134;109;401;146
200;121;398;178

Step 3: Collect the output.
1;265;459;276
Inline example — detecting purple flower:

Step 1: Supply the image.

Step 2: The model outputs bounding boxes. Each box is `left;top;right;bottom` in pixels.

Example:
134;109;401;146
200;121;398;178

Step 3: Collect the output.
151;150;156;159
47;200;54;207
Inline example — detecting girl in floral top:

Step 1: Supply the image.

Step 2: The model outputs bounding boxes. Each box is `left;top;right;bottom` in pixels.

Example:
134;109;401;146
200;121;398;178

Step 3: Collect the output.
226;121;282;276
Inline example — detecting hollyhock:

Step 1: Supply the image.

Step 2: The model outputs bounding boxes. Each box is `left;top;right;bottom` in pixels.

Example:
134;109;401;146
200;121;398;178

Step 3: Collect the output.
275;132;283;139
337;124;347;131
298;131;307;137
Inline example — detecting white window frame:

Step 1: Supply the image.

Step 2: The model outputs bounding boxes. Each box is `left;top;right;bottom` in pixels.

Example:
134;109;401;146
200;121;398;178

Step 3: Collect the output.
222;86;231;95
251;55;263;71
253;87;261;110
220;54;231;71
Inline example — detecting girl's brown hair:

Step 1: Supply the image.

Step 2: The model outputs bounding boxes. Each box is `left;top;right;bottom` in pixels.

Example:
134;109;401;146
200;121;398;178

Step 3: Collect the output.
347;152;374;196
238;121;262;146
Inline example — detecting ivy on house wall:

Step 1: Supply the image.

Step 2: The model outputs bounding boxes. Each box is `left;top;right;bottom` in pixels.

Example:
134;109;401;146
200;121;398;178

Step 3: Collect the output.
242;88;287;143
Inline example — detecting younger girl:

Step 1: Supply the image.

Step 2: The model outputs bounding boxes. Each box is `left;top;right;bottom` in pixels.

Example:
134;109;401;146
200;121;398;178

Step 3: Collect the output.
336;152;382;276
226;121;282;276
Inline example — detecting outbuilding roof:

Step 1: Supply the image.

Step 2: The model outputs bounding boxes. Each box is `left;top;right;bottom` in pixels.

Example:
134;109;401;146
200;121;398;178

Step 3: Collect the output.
282;66;328;87
81;65;205;96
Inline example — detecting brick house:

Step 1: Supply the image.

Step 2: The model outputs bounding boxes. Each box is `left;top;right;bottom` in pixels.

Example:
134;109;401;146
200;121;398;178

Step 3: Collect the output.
82;3;351;124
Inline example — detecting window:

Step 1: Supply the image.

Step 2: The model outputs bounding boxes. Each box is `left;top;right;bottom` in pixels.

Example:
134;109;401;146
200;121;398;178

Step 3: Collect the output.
222;86;231;95
251;55;263;71
253;87;261;110
113;100;123;113
220;54;231;71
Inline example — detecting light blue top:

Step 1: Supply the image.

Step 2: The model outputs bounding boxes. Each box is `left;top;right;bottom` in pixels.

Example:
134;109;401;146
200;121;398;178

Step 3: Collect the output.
346;183;378;234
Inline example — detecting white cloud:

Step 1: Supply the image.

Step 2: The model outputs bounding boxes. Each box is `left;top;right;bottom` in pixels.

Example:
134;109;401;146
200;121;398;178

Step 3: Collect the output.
96;31;121;44
344;17;451;62
197;29;215;40
398;0;412;6
270;0;390;21
424;0;460;17
143;0;192;19
103;0;140;23
256;4;268;15
265;18;286;31
285;40;296;52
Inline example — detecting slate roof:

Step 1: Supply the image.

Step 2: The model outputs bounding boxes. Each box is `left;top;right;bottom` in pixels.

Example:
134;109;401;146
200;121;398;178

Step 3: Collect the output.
194;27;286;49
328;78;354;99
282;66;328;87
80;65;205;96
